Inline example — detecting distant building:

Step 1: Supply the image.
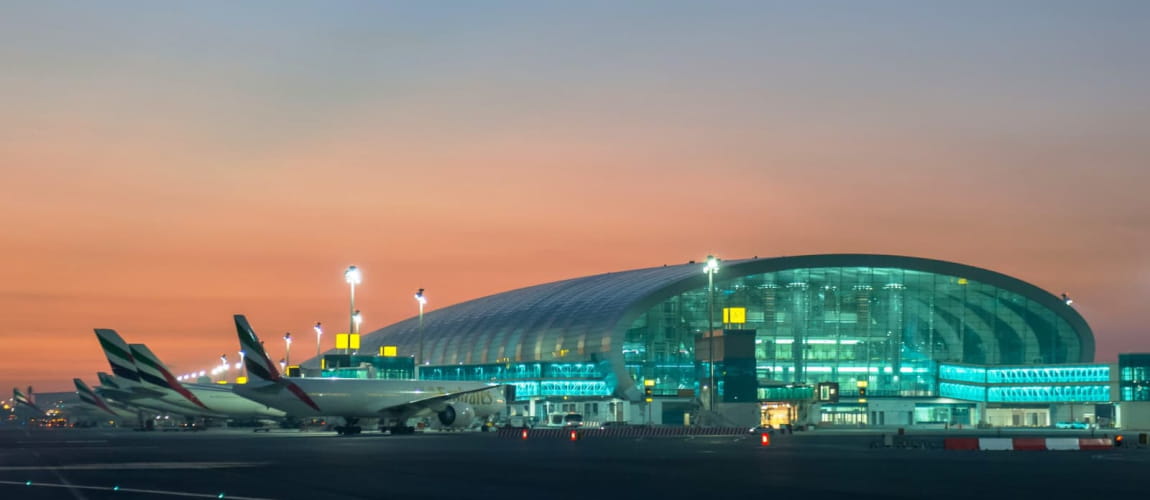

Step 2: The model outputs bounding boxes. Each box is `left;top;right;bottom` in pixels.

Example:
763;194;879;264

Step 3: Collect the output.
344;254;1145;429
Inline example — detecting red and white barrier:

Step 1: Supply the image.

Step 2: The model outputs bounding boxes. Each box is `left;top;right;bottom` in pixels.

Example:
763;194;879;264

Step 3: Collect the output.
944;437;1115;451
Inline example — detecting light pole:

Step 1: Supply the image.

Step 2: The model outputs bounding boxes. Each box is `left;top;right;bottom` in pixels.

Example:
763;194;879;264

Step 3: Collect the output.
703;255;720;411
220;354;229;383
345;266;361;354
238;350;246;379
283;332;292;369
414;288;427;379
314;322;323;358
352;310;362;354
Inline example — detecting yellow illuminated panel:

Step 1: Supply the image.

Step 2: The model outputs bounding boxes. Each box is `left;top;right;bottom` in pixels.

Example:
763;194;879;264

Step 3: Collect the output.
957;278;968;285
235;376;248;385
644;379;656;387
336;333;349;349
723;307;746;324
350;334;360;350
380;345;397;357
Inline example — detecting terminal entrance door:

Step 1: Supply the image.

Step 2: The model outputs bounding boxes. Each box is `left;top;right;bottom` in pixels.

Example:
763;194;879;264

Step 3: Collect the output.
760;403;794;427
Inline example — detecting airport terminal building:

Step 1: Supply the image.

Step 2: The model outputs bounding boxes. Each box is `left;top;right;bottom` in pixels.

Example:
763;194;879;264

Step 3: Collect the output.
345;254;1146;429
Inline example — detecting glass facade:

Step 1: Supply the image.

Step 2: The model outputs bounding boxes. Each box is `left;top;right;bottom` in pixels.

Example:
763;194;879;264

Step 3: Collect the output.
356;255;1092;406
939;364;1110;385
940;382;1110;403
623;267;1085;399
1119;353;1150;401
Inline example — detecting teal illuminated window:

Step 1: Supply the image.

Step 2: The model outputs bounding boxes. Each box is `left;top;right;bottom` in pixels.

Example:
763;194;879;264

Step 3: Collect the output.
939;382;987;402
939;365;986;384
985;365;1108;384
757;386;814;401
539;380;610;397
1118;353;1150;401
987;385;1109;403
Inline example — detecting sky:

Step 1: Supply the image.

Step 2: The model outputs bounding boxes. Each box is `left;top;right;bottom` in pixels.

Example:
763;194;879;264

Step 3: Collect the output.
2;1;1148;393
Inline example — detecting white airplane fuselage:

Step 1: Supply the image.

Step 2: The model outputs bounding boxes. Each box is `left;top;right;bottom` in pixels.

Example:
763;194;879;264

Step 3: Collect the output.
101;376;226;417
95;385;194;416
234;378;498;418
183;383;285;418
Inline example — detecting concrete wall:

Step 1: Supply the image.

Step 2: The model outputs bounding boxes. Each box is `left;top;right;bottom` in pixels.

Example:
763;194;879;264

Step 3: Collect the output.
717;402;759;427
1118;401;1150;430
867;399;915;427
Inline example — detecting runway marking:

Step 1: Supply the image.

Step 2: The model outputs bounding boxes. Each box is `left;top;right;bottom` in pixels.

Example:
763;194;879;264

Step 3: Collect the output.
0;461;268;471
0;480;273;499
16;440;108;445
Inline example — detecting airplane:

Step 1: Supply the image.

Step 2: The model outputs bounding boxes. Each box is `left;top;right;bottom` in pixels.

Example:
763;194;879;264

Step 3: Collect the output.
128;343;286;420
93;371;195;422
234;314;505;435
12;387;44;415
94;328;225;417
74;378;140;420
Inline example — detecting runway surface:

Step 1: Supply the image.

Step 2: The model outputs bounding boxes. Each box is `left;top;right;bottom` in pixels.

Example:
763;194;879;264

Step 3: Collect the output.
2;427;1147;499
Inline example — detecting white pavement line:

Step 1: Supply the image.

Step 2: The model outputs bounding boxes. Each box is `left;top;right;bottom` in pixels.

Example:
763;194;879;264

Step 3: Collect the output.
16;440;108;445
0;480;273;500
0;462;268;471
31;450;85;500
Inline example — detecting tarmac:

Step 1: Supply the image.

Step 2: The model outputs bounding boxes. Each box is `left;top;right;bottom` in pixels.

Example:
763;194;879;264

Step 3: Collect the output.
2;426;1149;500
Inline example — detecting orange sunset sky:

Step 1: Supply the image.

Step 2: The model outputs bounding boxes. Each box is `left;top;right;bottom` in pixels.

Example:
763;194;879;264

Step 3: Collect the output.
2;2;1148;393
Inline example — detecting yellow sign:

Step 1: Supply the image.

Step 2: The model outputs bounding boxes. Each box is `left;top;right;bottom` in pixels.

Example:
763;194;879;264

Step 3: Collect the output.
380;345;397;357
644;379;656;387
335;333;360;349
235;376;248;385
723;307;746;324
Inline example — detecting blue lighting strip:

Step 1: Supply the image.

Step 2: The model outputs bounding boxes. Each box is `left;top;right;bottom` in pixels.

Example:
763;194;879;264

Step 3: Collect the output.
504;380;611;398
938;365;986;384
939;382;987;402
985;366;1109;384
987;385;1110;403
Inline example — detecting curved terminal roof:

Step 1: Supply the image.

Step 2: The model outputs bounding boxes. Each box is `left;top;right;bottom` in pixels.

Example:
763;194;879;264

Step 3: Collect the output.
357;254;1094;373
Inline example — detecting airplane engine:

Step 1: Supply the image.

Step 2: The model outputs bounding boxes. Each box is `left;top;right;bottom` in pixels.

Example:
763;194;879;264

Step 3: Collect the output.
436;403;476;429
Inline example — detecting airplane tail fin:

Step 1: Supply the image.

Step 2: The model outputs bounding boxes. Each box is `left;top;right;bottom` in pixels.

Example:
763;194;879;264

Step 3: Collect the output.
235;314;321;412
235;315;282;383
96;372;121;390
13;387;44;414
74;378;117;417
94;329;141;383
129;344;209;410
